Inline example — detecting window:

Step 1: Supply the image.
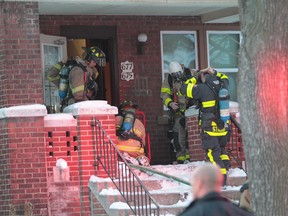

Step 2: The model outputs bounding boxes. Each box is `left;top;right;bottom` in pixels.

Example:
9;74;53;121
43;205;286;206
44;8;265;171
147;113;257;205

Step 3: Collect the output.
207;31;241;101
160;31;198;80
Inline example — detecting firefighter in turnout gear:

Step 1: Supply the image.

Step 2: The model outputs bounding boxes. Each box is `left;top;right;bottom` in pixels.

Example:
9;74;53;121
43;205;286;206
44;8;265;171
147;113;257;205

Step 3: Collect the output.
180;67;231;185
46;46;106;109
115;100;150;166
160;61;192;164
68;46;105;105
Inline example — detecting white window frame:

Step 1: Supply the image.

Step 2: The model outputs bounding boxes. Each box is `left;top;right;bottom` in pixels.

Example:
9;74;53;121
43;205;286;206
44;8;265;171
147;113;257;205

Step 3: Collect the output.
160;31;198;80
206;30;241;73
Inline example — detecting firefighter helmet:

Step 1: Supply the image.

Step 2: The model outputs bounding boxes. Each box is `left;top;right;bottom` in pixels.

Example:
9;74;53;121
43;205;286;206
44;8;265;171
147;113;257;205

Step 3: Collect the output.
168;61;183;81
82;47;106;67
118;100;138;111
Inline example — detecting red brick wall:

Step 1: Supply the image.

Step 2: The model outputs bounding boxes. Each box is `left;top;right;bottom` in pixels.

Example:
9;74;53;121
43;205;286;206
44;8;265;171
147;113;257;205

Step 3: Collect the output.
43;101;117;216
0;2;43;108
186;115;206;161
0;118;11;215
39;15;239;165
45;123;81;216
0;115;49;215
0;3;5;106
0;103;116;215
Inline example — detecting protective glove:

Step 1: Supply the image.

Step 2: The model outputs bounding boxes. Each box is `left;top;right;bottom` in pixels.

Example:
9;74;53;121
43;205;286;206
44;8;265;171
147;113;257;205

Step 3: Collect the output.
190;69;200;77
200;67;216;75
168;102;179;110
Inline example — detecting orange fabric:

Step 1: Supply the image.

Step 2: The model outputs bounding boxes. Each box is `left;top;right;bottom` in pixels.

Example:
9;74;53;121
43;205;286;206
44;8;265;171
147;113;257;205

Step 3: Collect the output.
115;116;146;158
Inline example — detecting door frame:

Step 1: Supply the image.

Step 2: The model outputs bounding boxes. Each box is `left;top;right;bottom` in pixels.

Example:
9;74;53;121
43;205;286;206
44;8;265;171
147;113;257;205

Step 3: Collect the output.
40;34;67;112
60;26;119;106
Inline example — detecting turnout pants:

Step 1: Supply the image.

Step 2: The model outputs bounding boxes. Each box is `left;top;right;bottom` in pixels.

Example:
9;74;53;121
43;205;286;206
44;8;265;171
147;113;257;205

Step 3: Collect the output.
201;130;231;183
173;114;189;161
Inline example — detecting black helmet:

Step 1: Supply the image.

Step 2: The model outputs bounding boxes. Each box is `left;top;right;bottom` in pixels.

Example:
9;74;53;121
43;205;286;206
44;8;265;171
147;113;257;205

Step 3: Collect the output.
118;100;138;111
82;47;106;67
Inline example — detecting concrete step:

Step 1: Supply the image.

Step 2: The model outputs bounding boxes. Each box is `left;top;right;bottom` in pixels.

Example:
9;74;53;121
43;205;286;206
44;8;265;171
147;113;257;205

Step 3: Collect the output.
108;205;185;216
98;190;189;206
89;165;247;216
227;176;246;186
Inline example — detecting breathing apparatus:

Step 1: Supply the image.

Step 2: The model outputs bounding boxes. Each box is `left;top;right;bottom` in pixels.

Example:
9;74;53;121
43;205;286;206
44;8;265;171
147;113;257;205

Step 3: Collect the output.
168;61;183;82
116;100;138;136
199;69;230;126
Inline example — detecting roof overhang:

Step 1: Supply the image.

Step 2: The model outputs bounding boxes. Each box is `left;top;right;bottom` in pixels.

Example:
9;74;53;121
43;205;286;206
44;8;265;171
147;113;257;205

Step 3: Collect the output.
4;0;239;23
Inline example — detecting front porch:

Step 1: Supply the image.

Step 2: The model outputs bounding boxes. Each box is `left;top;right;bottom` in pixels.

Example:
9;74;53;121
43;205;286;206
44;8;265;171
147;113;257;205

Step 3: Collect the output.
0;100;245;215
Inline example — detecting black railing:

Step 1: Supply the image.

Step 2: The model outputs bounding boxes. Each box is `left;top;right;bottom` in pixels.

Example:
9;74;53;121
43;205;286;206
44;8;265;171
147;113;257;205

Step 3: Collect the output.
227;115;247;174
91;117;160;216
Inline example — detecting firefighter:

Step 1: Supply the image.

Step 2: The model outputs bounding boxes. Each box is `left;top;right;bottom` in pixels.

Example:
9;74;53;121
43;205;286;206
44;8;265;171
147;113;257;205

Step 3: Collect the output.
67;46;106;105
180;67;231;185
47;46;106;108
160;61;192;164
115;100;150;166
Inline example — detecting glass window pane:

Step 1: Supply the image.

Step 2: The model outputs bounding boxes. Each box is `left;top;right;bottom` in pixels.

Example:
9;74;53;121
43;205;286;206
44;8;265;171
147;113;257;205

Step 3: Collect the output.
207;31;240;71
207;31;241;102
42;44;62;108
161;31;198;79
225;72;238;102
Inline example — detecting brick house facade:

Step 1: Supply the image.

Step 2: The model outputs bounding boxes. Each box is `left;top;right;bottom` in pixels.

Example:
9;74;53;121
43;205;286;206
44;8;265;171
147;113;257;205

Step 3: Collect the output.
38;13;240;165
0;1;241;215
0;1;240;164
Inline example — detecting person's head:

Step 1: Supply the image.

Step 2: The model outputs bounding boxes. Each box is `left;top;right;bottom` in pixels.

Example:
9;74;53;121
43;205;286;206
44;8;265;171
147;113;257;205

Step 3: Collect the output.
191;164;223;199
82;46;106;68
168;61;183;82
118;100;138;112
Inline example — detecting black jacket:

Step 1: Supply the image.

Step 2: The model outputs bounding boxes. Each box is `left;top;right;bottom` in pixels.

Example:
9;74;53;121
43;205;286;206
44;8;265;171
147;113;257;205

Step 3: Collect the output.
179;192;253;216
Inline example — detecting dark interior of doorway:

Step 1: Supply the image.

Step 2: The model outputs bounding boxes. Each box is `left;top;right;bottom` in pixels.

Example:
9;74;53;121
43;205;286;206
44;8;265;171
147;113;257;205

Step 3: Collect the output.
61;25;118;106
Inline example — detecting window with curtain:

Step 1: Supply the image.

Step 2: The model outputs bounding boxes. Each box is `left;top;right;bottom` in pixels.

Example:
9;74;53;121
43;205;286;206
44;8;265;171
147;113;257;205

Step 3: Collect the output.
207;31;241;101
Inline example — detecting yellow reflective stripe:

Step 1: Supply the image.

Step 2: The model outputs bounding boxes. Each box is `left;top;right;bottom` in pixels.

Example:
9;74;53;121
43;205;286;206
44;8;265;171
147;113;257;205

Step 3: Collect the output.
161;87;172;95
177;156;186;161
207;149;216;164
53;63;63;70
205;131;228;136
186;83;194;98
202;100;216;108
180;108;186;113
220;168;227;175
117;145;144;153
216;72;228;80
164;98;173;107
220;154;230;161
48;75;60;82
71;85;85;94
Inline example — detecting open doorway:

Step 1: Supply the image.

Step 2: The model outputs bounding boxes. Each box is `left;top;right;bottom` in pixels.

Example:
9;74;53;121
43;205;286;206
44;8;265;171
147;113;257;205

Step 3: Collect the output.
67;38;112;104
61;25;119;106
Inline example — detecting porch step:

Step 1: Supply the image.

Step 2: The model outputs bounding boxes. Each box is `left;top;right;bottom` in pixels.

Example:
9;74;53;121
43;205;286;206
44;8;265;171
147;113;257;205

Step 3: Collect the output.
89;166;247;216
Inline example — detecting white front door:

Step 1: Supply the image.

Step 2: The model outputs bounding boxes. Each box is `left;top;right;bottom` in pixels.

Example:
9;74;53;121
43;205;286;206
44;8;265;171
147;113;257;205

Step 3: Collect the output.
40;34;67;113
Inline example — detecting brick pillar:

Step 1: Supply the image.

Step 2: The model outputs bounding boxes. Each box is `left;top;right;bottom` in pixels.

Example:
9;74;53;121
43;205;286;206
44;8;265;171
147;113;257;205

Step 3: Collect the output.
0;104;48;216
64;100;118;216
0;1;42;108
185;107;206;161
44;113;81;216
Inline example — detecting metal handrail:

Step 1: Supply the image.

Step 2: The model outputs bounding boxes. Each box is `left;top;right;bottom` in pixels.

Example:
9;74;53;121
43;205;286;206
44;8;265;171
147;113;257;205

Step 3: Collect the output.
91;117;160;216
227;115;247;174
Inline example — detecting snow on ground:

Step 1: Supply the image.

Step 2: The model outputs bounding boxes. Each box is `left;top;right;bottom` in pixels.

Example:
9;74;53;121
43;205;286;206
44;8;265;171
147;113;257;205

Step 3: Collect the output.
90;161;247;216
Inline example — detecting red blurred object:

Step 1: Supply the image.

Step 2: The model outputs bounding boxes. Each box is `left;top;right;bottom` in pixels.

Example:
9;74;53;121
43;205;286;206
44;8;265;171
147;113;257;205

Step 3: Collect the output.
136;110;151;160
